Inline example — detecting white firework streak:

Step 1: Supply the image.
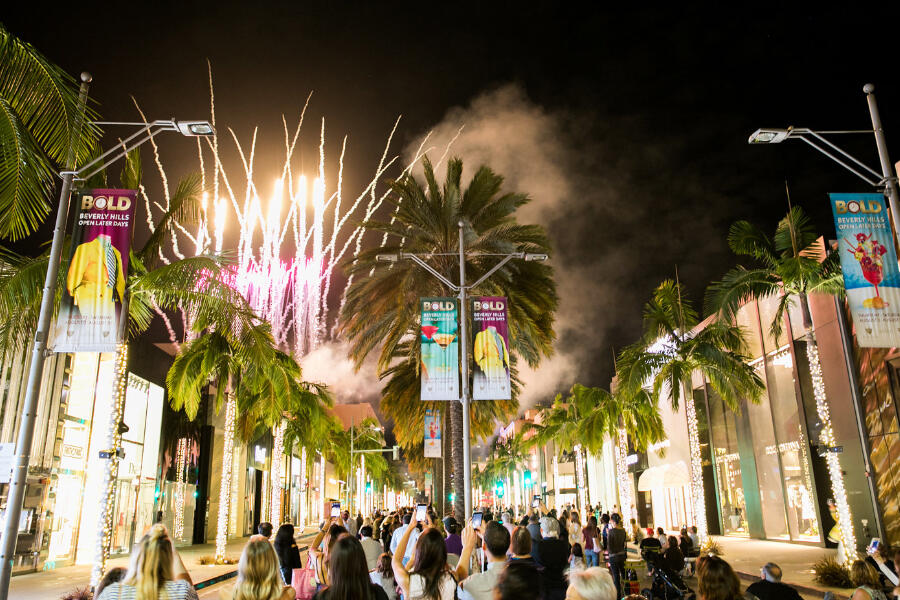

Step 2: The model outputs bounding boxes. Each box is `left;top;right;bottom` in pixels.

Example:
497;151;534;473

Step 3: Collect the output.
141;83;414;361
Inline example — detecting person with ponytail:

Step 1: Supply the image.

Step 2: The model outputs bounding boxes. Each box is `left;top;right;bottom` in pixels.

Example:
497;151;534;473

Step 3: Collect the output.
226;535;295;600
97;524;196;599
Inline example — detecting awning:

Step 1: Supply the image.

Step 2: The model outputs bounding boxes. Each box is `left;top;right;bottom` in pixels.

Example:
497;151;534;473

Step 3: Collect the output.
637;462;690;491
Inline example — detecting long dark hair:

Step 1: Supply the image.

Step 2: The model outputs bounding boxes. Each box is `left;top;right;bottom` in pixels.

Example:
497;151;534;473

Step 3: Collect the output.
326;534;374;600
273;523;294;552
410;528;451;600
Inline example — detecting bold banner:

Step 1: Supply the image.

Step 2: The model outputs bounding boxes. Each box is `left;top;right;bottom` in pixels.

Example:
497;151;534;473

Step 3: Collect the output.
424;409;441;458
420;297;459;400
53;189;137;352
831;193;900;348
471;296;511;399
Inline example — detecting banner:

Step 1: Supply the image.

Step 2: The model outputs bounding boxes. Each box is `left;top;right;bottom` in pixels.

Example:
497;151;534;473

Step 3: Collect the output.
830;193;900;348
471;296;511;399
424;409;441;458
420;298;459;400
53;189;137;352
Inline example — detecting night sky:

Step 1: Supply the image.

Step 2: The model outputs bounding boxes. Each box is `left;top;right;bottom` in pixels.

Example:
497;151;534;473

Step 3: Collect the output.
5;3;900;416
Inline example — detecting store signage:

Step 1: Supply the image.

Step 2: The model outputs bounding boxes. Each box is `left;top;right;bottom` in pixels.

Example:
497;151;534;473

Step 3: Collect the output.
420;298;459;400
648;439;671;453
52;189;138;353
830;192;900;348
0;443;13;483
471;297;511;400
255;445;267;464
424;409;441;458
625;453;639;465
61;444;84;459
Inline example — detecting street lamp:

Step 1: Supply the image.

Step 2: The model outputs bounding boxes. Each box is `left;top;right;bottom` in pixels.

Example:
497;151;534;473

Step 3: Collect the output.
376;221;547;518
0;71;214;599
748;83;900;241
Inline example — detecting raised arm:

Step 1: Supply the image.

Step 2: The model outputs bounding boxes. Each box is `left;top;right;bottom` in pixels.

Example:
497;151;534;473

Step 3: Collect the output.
454;524;479;582
392;522;417;596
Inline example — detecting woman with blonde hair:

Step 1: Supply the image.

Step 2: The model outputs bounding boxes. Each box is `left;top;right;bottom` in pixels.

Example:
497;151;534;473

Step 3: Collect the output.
228;535;294;600
97;524;195;599
850;559;889;600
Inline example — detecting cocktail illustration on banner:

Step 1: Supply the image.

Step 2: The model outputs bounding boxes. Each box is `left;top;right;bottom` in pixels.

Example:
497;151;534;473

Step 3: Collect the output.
845;232;889;309
421;319;458;395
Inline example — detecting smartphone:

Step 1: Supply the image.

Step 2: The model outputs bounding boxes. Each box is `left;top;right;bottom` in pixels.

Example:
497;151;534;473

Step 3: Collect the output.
532;495;541;509
472;511;483;530
868;537;881;554
330;502;341;518
415;503;427;522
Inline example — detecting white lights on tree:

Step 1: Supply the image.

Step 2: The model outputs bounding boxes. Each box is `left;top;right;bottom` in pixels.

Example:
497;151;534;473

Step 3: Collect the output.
89;344;128;589
806;341;856;563
552;455;559;507
319;454;326;523
684;391;708;542
174;437;188;540
270;421;285;528
615;428;633;521
300;446;308;527
574;445;587;514
215;392;236;562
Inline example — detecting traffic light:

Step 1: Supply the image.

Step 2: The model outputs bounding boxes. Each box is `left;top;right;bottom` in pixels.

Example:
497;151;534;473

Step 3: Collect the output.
365;481;372;494
524;471;532;487
495;481;505;498
449;492;456;502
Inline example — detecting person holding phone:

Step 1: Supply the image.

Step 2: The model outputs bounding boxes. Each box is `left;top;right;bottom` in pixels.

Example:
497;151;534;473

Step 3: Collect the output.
390;513;420;566
457;521;511;600
392;512;459;600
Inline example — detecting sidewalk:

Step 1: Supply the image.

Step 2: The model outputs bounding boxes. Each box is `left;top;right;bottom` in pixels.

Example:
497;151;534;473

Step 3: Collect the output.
11;530;318;600
713;536;849;600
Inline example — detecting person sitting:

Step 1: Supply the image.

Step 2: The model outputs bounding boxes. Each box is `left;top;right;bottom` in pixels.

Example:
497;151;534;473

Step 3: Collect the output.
746;562;803;600
630;519;644;544
697;555;743;600
97;525;195;600
689;526;700;549
313;534;389;600
533;516;570;600
639;528;662;562
851;560;889;600
359;526;383;572
663;535;685;575
679;528;696;557
370;553;397;600
495;560;543;600
656;527;668;550
457;521;510;600
566;566;618;600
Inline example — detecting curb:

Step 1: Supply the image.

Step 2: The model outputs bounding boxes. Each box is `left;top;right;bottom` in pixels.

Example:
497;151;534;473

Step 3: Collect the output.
195;543;311;591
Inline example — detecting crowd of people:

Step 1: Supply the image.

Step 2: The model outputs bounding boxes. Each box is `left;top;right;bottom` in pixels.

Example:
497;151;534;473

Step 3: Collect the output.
88;501;879;600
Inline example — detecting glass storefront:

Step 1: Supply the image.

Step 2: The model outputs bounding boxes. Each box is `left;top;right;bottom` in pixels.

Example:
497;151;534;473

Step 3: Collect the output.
704;296;821;543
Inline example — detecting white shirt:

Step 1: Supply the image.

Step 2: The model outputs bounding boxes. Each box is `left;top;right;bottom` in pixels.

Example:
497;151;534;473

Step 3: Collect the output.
371;571;398;600
458;560;504;600
409;571;456;600
361;536;383;571
390;524;420;562
98;581;197;600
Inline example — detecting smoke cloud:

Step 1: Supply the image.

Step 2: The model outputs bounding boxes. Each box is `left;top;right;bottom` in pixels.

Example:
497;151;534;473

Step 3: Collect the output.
301;340;383;414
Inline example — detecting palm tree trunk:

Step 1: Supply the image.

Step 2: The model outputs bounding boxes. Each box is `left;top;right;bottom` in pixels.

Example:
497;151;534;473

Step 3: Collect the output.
682;379;708;541
614;417;632;521
435;456;444;515
215;388;236;562
451;400;465;518
799;293;856;563
443;420;452;511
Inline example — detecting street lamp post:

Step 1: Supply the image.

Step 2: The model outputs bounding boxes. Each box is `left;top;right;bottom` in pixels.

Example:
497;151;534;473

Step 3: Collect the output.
748;83;900;241
0;74;213;596
376;221;547;518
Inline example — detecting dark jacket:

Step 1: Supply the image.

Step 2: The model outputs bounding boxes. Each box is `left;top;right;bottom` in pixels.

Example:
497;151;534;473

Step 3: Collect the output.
533;537;571;599
274;540;303;570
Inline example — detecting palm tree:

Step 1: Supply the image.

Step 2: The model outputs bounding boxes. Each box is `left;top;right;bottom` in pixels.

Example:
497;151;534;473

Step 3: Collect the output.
618;279;765;540
340;156;558;517
528;385;601;514
576;383;666;520
705;205;854;558
0;24;100;241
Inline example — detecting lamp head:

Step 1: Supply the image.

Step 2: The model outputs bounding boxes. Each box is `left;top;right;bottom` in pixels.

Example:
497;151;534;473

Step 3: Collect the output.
175;120;215;137
524;253;548;262
748;128;791;144
376;254;400;263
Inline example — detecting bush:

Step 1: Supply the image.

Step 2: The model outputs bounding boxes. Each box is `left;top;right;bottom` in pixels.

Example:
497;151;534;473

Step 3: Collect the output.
813;555;852;588
59;587;92;600
699;538;723;556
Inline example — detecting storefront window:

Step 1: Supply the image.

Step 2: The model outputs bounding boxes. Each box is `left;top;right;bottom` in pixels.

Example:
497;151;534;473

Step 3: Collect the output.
708;390;748;536
766;346;820;542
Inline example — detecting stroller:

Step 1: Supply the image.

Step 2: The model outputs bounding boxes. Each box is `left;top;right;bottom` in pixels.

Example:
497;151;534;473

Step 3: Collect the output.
641;555;696;600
